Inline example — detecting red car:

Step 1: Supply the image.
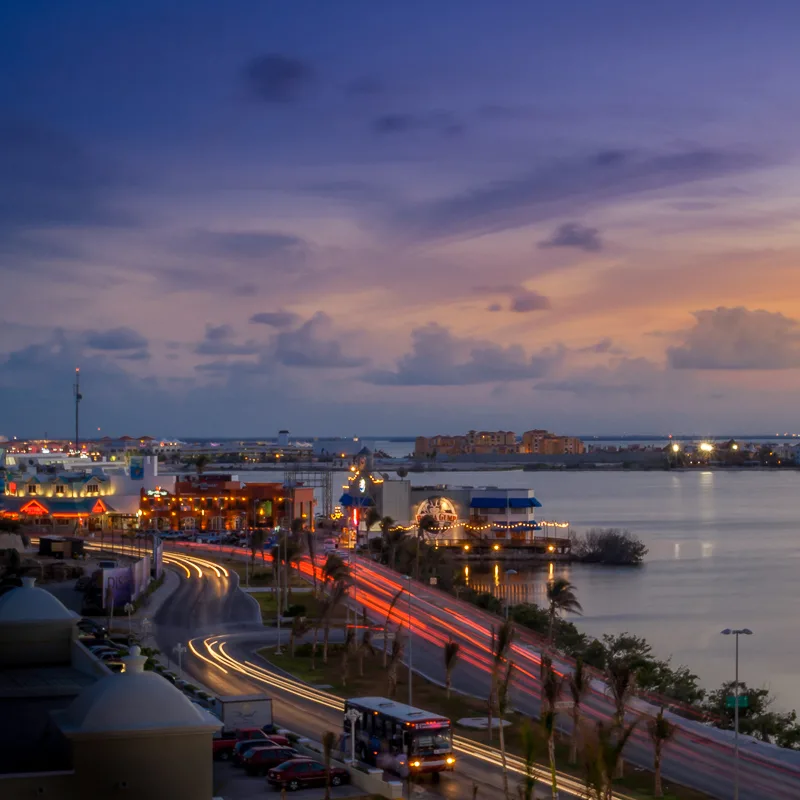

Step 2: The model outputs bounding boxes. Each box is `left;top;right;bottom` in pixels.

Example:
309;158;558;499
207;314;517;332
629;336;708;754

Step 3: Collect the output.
241;745;299;776
213;728;289;761
267;759;350;791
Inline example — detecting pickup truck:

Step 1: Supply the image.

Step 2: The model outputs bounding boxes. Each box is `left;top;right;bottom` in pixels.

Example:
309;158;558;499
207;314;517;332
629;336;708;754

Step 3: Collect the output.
212;728;289;761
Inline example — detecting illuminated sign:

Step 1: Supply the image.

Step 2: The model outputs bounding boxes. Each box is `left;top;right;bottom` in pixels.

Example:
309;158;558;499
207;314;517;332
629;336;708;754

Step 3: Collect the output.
146;489;169;498
358;478;366;493
414;721;449;729
414;496;458;527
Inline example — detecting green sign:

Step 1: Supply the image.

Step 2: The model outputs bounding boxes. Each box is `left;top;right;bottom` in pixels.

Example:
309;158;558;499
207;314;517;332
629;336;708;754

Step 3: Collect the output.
726;695;749;709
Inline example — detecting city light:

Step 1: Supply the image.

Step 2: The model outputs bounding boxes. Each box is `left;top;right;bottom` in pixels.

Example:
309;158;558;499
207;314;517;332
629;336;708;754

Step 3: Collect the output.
732;443;739;450
672;443;680;452
699;442;714;452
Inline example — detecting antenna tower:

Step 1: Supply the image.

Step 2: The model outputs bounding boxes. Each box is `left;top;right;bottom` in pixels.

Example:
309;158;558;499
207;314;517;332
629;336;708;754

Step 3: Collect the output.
74;367;82;453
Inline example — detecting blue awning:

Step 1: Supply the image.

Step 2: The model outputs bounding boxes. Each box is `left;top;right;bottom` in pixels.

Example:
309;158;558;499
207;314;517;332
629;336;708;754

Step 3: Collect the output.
509;497;543;508
470;497;508;509
339;494;374;508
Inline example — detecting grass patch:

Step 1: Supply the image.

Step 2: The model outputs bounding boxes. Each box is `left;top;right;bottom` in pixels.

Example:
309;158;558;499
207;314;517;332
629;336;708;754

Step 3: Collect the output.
260;649;712;800
222;559;308;588
253;592;349;625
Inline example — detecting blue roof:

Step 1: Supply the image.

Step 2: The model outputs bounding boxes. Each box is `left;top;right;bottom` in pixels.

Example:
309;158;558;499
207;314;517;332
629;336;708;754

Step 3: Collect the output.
2;497;115;514
509;497;543;508
339;494;375;508
471;496;542;509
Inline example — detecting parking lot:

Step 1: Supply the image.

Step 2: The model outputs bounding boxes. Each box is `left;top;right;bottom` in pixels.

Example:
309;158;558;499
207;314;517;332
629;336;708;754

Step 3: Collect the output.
213;762;365;799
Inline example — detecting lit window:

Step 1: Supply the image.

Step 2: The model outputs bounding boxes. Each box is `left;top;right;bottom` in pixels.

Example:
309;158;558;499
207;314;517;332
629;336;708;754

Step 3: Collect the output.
27;484;38;495
55;485;65;496
87;484;99;495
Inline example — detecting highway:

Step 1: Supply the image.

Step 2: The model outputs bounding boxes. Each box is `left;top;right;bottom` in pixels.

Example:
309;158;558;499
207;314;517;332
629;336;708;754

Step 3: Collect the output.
164;540;800;800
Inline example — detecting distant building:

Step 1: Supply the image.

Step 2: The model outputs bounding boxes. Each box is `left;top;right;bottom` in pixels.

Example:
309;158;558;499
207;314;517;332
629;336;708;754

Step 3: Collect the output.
521;429;584;455
415;428;584;457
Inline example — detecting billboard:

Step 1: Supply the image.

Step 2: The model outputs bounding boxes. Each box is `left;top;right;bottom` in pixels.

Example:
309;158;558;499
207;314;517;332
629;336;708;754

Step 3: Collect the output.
102;566;133;609
414;496;459;527
129;457;144;481
152;536;163;579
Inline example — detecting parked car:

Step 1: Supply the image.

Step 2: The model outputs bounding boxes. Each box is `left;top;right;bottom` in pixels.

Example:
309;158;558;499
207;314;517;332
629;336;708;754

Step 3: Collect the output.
241;746;299;776
77;618;106;636
232;739;293;766
266;759;350;791
213;728;269;761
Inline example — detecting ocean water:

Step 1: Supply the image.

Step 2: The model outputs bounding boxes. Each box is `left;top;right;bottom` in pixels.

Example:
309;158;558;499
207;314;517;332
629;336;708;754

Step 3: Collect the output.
411;469;800;710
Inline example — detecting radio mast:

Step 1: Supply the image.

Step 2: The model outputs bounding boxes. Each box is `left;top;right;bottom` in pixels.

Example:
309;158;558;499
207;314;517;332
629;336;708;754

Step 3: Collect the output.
74;367;82;453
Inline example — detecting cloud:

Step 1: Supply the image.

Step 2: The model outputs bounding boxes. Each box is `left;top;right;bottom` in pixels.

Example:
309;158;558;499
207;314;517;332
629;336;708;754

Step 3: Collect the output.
274;312;368;368
372;112;464;137
536;357;664;395
189;230;308;260
363;323;562;386
195;324;261;356
249;310;300;329
346;77;383;96
539;222;602;252
577;338;624;355
242;54;314;103
487;303;503;312
511;289;552;313
667;307;800;370
0;119;130;232
84;327;148;352
116;349;151;361
403;147;760;239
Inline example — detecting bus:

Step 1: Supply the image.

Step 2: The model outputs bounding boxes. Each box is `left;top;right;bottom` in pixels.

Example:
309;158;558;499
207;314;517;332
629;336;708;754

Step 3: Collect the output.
343;697;455;778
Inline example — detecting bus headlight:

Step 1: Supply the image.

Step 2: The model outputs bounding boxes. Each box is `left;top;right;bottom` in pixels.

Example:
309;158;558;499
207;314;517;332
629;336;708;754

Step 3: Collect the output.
446;757;455;765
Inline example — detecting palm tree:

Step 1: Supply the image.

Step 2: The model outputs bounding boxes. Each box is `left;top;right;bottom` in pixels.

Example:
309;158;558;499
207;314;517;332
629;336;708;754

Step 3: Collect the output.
379;516;402;570
606;658;637;777
383;587;404;667
322;730;336;800
648;708;676;798
357;608;374;678
386;628;405;697
289;615;309;658
568;657;589;764
322;552;350;588
444;640;461;698
581;719;639;800
322;579;349;665
546;578;582;646
283;534;305;604
519;721;539;800
251;528;266;563
497;660;515;800
488;622;515;742
193;454;210;477
305;530;318;597
415;514;438;581
540;661;563;800
341;627;356;687
364;507;382;533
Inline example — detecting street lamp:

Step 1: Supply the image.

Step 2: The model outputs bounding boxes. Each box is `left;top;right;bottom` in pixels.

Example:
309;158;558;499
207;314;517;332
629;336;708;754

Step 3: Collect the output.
504;569;518;620
123;602;135;642
345;708;361;764
721;627;753;800
173;642;187;679
405;575;413;706
140;617;151;644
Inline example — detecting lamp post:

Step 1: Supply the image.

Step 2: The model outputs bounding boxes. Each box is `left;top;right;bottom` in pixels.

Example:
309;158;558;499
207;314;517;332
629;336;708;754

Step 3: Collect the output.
124;602;135;642
275;535;283;654
721;627;753;800
504;569;518;620
140;617;151;644
406;574;413;706
173;642;187;679
346;708;361;764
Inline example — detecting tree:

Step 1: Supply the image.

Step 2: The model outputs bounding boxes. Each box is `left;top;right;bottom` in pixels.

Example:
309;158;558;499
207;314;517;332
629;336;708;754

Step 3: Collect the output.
322;552;350;588
540;659;563;799
383;587;404;667
546;578;582;646
289;615;309;658
497;660;515;799
444;640;461;699
648;708;676;798
251;529;266;563
364;507;382;533
518;721;539;800
415;514;438;581
322;579;349;665
305;530;318;597
356;608;375;677
322;730;336;800
193;454;210;477
379;516;404;572
488;622;515;742
574;529;647;566
568;658;589;764
282;534;305;604
341;627;356;688
386;628;405;697
605;658;637;776
581;719;639;800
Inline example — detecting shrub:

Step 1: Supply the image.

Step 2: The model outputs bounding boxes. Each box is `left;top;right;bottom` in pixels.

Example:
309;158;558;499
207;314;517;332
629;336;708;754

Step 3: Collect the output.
285;604;307;617
573;528;648;565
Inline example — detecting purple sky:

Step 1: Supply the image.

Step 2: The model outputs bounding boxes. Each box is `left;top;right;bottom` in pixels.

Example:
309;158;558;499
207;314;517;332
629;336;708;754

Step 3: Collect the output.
3;1;800;437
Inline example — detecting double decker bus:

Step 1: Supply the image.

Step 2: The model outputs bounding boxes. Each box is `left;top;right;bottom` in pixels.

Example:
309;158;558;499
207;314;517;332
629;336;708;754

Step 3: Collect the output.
344;696;455;779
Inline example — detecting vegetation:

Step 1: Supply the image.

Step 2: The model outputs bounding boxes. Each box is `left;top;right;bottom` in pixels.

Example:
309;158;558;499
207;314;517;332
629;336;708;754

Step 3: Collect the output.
581;719;639;800
545;578;582;644
649;709;676;798
443;640;460;698
573;528;648;565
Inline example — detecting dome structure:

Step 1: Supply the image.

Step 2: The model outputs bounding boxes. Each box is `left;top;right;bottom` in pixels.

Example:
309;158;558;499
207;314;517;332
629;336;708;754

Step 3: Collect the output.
60;647;220;735
0;576;77;622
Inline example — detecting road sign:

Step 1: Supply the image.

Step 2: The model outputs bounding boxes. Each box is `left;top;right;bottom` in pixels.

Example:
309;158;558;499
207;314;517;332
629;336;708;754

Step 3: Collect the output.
726;695;749;709
429;577;438;585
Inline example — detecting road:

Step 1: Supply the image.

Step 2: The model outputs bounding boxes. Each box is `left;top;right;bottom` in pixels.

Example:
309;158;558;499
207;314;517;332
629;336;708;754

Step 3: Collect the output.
169;540;800;800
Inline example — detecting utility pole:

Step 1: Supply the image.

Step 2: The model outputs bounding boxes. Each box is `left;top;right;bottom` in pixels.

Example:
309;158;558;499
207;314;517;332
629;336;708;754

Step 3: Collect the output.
74;367;82;454
721;627;753;800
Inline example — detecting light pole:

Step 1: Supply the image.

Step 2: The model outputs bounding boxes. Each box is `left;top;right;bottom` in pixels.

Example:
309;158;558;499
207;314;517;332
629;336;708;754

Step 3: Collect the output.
504;569;518;620
406;574;413;706
140;617;151;644
721;627;753;800
124;602;135;642
173;642;187;679
275;535;283;654
346;708;360;764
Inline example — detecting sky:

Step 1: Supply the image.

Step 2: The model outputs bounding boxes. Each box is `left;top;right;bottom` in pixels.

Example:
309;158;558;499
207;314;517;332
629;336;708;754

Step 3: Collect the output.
3;1;800;438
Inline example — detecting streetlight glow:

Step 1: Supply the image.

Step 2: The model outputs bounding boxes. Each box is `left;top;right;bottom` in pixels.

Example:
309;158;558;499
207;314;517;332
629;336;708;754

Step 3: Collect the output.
699;442;714;452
